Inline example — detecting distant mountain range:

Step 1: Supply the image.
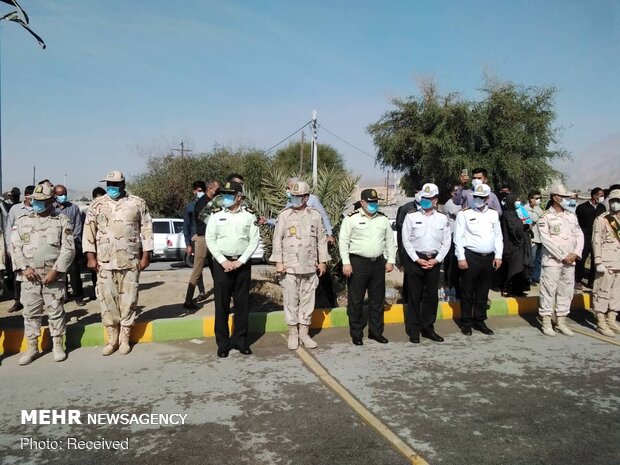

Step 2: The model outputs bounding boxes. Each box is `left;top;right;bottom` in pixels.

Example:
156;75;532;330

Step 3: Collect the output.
554;133;620;191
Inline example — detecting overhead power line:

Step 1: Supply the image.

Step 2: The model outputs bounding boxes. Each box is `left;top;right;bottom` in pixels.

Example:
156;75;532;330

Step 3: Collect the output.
263;121;312;155
318;124;377;160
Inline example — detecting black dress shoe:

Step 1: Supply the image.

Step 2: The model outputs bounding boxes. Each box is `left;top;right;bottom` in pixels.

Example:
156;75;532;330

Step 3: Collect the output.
422;331;444;342
368;334;388;344
7;302;23;313
409;334;420;344
194;293;208;303
183;301;199;310
233;344;252;355
75;297;88;307
352;338;363;346
474;322;494;335
217;348;229;358
461;327;472;336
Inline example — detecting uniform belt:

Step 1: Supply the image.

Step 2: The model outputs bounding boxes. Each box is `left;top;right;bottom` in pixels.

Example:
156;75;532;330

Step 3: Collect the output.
465;248;492;257
350;254;383;262
224;255;240;261
415;251;437;260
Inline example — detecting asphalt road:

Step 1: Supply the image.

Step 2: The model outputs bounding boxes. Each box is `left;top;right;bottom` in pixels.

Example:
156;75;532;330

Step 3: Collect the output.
0;316;618;465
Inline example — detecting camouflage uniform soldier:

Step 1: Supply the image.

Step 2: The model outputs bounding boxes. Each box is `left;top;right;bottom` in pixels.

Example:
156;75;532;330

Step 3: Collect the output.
270;181;329;350
537;184;584;337
591;189;620;337
83;171;153;356
10;184;75;365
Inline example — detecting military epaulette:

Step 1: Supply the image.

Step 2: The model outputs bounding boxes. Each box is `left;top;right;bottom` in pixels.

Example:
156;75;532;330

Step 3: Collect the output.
244;206;256;214
462;208;471;211
211;207;223;214
376;211;387;217
347;209;360;217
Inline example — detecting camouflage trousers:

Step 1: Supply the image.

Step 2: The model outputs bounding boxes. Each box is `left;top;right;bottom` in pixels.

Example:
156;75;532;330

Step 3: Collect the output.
96;269;140;327
281;273;319;325
22;279;66;340
592;269;620;314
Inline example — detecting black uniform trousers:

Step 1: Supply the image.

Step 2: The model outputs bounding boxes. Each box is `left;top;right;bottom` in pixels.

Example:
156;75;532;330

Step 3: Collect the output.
212;259;251;351
404;256;440;336
347;254;386;340
460;249;494;327
576;234;596;288
68;242;84;298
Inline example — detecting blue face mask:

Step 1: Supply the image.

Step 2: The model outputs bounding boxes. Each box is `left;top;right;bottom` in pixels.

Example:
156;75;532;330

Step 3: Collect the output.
290;196;304;208
56;195;68;204
472;197;486;209
419;198;433;210
106;186;121;199
568;199;576;207
196;191;205;199
366;202;379;214
286;191;292;201
222;194;236;208
32;199;48;214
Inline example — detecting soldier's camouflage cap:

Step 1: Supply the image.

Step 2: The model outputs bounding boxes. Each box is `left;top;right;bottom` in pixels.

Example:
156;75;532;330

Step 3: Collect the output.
31;184;54;200
608;189;620;201
100;170;125;182
290;181;310;196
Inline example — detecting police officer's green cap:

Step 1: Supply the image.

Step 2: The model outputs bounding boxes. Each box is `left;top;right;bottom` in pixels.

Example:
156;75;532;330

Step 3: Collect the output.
100;170;125;182
361;189;381;202
31;184;54;201
290;181;310;196
220;181;243;194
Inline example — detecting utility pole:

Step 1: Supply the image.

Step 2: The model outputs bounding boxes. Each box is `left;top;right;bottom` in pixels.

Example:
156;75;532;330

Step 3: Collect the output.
172;140;192;157
385;171;389;205
32;166;35;185
299;131;305;174
311;111;318;187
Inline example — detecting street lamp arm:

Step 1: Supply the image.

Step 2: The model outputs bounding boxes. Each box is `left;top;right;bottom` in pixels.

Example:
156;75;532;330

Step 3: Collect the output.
0;0;29;24
7;15;46;49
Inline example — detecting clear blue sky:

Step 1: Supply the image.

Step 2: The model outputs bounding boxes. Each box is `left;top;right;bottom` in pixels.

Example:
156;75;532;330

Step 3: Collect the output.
1;0;618;193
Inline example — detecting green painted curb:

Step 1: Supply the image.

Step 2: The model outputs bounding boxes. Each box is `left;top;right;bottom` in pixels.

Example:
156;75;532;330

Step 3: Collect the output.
152;318;204;342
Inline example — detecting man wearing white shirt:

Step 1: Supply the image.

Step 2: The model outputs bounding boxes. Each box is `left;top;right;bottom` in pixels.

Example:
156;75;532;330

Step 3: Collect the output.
402;183;452;343
454;184;503;335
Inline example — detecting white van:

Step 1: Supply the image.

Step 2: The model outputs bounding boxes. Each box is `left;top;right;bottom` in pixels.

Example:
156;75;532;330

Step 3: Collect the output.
152;218;266;266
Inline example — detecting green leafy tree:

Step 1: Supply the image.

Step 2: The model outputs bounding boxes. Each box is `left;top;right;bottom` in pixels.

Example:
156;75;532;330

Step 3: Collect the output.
273;141;345;175
129;147;271;217
367;78;567;197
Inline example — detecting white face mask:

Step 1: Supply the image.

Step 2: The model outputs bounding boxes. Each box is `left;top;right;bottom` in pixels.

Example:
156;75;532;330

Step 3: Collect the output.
610;201;620;212
471;179;483;189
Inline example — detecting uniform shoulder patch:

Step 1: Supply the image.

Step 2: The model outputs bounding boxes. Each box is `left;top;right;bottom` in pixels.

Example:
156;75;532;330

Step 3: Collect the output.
376;211;387;217
347;210;359;217
245;206;255;214
211;207;223;214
